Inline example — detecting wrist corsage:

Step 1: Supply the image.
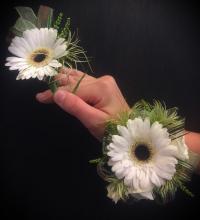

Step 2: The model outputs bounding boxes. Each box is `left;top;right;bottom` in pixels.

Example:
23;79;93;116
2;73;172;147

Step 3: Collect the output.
5;5;89;93
91;100;194;204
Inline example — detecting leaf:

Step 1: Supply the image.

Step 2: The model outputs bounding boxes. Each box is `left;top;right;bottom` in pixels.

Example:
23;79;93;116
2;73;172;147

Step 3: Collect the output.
89;158;101;164
15;6;37;25
10;27;22;37
37;5;53;28
12;17;36;36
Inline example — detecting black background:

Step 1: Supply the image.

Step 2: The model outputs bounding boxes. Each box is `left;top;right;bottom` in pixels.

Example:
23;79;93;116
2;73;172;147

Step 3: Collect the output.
1;0;200;219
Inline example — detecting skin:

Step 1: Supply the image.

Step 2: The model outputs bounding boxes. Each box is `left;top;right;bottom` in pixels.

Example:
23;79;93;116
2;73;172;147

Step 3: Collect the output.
36;68;129;139
36;68;200;168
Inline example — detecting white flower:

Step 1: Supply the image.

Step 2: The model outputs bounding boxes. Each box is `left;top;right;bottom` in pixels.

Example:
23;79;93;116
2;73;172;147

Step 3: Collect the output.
5;28;68;80
172;136;189;161
107;117;186;200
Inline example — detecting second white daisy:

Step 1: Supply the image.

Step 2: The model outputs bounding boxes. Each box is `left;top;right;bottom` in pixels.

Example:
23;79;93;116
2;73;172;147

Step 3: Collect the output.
107;117;186;200
5;28;68;80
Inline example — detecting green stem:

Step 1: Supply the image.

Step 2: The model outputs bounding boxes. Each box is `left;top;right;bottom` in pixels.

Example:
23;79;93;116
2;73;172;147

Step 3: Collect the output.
72;73;86;94
89;158;101;164
49;81;58;94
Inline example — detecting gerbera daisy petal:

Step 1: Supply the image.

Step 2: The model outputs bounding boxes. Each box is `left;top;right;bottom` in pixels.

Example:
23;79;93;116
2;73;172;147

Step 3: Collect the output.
154;166;174;180
112;135;129;149
158;145;178;157
150;170;164;187
53;38;66;48
117;125;132;143
54;45;67;59
6;57;26;63
8;46;26;58
48;60;62;68
139;169;152;190
139;191;154;200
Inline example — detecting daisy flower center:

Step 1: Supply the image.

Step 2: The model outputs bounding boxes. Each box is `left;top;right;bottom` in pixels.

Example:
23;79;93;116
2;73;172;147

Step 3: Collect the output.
34;53;47;62
134;144;151;160
28;48;53;67
131;142;153;162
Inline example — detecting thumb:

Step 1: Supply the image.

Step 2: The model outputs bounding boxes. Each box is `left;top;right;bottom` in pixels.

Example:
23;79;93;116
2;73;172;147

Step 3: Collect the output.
53;89;107;129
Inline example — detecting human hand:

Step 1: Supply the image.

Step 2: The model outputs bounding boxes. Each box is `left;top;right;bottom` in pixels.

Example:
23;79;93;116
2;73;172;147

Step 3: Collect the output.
36;68;130;140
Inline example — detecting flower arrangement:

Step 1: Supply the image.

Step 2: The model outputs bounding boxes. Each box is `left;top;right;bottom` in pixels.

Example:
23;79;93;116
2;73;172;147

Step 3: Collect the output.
5;5;89;93
5;5;197;205
91;100;194;203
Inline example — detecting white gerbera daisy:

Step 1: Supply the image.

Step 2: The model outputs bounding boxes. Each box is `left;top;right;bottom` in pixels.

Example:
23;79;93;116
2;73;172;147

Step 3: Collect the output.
107;117;186;200
5;28;68;80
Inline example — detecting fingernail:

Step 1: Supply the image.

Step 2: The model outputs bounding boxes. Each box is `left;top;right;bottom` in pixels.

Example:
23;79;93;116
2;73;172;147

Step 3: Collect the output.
54;90;66;104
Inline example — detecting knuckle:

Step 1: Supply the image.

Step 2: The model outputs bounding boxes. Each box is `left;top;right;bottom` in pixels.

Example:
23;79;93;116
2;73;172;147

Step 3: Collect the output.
101;75;116;83
98;75;116;90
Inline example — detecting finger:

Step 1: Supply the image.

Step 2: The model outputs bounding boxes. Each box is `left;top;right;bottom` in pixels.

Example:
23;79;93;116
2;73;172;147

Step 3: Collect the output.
35;73;91;104
36;90;54;104
53;89;108;129
70;82;102;106
61;68;84;79
58;68;95;86
54;73;70;86
55;72;85;86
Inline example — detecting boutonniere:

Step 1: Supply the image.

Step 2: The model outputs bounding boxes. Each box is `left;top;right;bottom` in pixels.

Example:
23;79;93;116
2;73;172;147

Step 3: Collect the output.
5;5;89;93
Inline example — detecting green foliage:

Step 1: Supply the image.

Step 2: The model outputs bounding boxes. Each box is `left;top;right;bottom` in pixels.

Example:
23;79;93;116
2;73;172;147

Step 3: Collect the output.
72;73;86;94
53;12;90;72
53;12;63;30
130;100;183;127
102;111;130;154
59;18;71;38
130;100;185;140
48;77;59;94
60;33;90;70
108;179;129;201
89;158;101;164
153;159;193;203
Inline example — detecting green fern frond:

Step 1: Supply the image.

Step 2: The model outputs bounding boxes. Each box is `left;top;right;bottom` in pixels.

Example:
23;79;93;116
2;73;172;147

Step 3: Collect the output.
59;18;70;38
53;12;63;30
